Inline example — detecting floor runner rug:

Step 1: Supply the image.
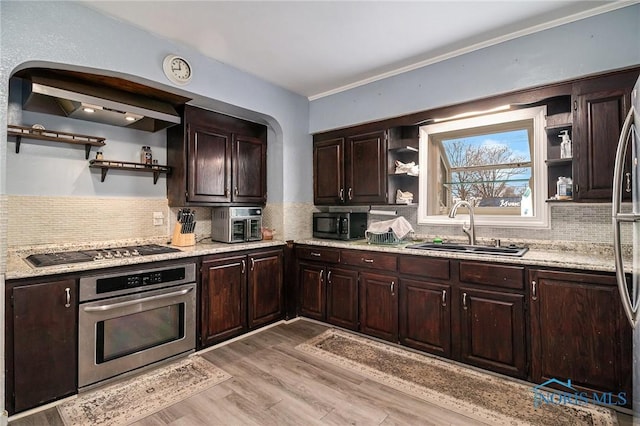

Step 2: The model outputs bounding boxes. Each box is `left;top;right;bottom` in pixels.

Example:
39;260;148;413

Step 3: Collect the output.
296;329;618;425
57;355;231;425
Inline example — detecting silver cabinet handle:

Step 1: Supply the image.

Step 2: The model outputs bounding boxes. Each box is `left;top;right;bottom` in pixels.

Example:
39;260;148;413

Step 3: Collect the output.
327;270;332;284
319;269;324;284
462;292;468;310
390;281;395;296
362;258;374;263
339;188;345;202
241;259;246;274
625;172;632;193
250;258;255;271
225;188;230;198
84;287;193;312
441;290;447;307
64;287;71;308
348;187;353;200
532;280;537;301
234;186;239;196
310;252;321;257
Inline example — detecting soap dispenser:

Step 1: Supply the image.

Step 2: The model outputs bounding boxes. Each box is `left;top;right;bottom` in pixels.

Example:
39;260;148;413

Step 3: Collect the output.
559;130;572;159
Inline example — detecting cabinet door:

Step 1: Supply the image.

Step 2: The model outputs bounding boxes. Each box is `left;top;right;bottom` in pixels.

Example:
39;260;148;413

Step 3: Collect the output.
529;269;631;404
314;138;345;205
573;77;634;201
11;279;77;413
298;262;326;321
233;134;267;204
345;131;387;204
326;267;359;330
399;279;451;358
359;271;398;342
200;255;247;347
248;249;284;328
187;123;232;203
459;287;526;379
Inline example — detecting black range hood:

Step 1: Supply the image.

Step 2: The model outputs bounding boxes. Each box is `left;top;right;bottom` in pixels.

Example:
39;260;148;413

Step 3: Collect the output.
15;69;190;132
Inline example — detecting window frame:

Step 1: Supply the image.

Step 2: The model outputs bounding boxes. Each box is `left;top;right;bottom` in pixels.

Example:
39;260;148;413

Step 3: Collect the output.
417;106;549;228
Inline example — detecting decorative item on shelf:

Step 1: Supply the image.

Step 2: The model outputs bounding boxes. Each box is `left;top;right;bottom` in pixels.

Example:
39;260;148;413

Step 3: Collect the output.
396;189;414;204
141;146;153;165
559;130;572;159
555;176;573;200
95;151;104;160
394;160;419;176
172;208;196;247
31;124;45;134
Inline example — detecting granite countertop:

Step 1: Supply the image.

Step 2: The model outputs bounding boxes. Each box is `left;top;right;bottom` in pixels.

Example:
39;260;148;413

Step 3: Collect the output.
6;237;286;280
5;235;632;280
295;237;632;274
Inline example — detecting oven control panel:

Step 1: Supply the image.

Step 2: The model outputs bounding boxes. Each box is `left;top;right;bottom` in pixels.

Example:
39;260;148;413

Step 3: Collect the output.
79;263;196;302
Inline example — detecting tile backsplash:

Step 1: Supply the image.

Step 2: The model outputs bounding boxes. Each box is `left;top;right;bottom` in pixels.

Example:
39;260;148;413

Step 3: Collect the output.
5;196;630;248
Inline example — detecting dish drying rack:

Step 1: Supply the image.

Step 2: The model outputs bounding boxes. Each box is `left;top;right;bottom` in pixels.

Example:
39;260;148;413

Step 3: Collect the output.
365;230;415;245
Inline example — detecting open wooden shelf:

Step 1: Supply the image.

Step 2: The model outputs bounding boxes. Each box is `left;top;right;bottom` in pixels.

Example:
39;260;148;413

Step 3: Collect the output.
7;124;106;159
89;159;170;184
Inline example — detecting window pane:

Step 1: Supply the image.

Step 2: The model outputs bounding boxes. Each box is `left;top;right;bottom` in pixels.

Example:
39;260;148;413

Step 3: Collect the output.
440;129;532;215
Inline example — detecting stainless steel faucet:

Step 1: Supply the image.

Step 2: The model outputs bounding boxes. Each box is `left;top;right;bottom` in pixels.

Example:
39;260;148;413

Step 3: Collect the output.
448;200;476;245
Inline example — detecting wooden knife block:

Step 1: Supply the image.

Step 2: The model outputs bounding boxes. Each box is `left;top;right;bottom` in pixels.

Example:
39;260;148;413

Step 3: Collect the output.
171;221;195;247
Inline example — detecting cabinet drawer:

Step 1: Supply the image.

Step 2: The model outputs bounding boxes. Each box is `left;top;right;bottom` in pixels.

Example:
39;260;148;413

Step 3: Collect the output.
459;261;524;290
399;256;450;281
341;250;397;271
296;246;340;263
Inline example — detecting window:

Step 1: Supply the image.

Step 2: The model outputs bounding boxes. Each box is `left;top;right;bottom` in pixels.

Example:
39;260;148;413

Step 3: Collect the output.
418;106;548;228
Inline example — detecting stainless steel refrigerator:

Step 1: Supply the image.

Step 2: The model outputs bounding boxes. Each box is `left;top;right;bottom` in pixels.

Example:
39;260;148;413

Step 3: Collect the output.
612;75;640;420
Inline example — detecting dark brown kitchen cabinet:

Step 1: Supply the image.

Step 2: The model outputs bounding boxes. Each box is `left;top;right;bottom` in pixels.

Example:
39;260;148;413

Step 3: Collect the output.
399;278;451;357
326;267;359;330
458;287;527;379
167;105;267;206
200;248;283;348
297;246;358;330
248;249;284;328
200;254;247;346
572;70;637;201
6;278;78;415
529;269;632;404
313;130;387;205
359;271;398;342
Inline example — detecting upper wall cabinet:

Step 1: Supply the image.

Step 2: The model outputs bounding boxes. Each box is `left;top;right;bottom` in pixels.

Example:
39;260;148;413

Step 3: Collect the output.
167;105;267;206
314;127;418;205
572;69;637;202
314;130;387;205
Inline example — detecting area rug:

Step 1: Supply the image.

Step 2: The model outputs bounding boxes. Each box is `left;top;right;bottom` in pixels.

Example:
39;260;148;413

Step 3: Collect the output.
57;355;231;426
296;329;618;426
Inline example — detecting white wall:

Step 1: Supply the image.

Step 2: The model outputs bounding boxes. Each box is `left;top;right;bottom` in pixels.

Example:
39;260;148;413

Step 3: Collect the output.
309;3;640;133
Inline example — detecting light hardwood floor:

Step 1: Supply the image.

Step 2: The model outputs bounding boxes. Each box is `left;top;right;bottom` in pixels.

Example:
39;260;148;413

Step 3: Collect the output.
9;319;635;425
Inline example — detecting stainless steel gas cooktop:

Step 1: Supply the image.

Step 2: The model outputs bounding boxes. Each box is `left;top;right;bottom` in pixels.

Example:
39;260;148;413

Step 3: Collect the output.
26;244;181;268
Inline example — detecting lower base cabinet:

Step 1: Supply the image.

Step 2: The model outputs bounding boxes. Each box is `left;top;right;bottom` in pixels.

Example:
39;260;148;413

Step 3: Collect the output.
200;248;284;348
359;271;398;342
298;261;358;330
458;287;526;379
399;279;451;358
6;278;78;415
529;269;632;404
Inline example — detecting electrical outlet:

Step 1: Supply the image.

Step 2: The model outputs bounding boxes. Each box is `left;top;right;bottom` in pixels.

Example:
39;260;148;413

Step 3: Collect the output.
152;211;164;226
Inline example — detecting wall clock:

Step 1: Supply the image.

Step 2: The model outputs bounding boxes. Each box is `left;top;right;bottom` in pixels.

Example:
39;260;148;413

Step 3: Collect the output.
163;55;192;85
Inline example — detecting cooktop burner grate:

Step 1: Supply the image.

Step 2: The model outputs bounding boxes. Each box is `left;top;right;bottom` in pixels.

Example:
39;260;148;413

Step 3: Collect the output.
26;244;181;268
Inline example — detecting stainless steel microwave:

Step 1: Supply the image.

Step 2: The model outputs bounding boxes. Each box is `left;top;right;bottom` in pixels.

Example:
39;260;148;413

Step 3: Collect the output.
313;212;367;240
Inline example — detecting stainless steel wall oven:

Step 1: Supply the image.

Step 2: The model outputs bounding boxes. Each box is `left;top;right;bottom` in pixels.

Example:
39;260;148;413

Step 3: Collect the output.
78;262;196;390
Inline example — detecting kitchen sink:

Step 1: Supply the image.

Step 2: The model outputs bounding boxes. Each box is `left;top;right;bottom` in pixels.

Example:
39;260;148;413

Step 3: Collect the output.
405;242;529;257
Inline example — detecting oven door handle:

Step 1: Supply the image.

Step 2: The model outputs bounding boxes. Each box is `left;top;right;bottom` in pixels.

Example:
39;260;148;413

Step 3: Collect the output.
82;287;194;312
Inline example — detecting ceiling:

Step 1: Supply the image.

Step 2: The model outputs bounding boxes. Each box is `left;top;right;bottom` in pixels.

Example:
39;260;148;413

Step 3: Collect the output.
81;1;632;99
